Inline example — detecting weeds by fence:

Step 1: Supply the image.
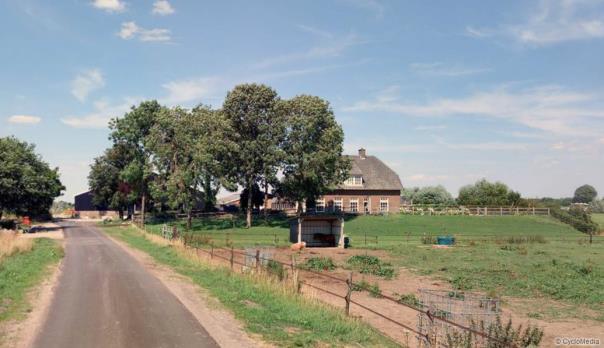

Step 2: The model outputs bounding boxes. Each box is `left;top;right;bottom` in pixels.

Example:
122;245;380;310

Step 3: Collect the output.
130;221;541;347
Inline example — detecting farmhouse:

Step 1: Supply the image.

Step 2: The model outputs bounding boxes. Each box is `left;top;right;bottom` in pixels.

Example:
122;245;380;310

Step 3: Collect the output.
316;148;403;214
74;191;119;219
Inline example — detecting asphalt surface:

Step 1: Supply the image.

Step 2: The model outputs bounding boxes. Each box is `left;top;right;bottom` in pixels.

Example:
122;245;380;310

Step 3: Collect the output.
32;221;219;348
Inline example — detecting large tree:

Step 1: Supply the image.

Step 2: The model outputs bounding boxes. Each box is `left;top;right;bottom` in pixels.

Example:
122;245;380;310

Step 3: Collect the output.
278;95;350;215
573;184;598;204
109;100;165;224
222;84;286;228
147;105;235;228
457;179;522;206
0;136;64;219
88;144;133;218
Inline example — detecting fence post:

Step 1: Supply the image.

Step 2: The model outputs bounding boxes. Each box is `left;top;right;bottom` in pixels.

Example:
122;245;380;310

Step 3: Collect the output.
230;246;234;270
291;255;300;293
255;249;260;270
375;236;378;245
210;243;214;259
274;233;277;245
226;232;230;246
365;231;367;246
345;272;353;316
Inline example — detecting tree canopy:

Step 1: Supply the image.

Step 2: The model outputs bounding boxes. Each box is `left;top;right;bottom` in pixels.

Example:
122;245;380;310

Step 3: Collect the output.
412;185;455;205
0;136;64;219
573;184;598;204
222;84;286;227
457;179;522;206
278;95;350;213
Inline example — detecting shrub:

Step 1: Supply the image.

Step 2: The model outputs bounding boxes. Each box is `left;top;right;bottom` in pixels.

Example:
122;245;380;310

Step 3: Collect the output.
351;279;382;297
300;257;336;272
396;293;421;307
266;260;286;280
346;255;396;279
445;317;543;348
0;220;17;230
551;208;598;234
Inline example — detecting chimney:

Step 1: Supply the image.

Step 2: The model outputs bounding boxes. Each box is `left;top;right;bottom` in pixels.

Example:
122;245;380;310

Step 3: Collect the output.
358;148;366;159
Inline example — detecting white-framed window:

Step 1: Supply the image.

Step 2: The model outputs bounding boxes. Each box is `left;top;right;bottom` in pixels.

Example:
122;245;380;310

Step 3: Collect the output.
334;198;343;212
380;197;389;212
345;175;363;186
316;198;325;212
350;199;359;213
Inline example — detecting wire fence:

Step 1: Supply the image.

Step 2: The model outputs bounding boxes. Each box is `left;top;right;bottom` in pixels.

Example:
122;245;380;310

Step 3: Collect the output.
131;219;525;347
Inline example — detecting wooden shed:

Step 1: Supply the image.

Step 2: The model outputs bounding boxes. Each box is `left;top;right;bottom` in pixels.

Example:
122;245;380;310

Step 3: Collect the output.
289;215;345;248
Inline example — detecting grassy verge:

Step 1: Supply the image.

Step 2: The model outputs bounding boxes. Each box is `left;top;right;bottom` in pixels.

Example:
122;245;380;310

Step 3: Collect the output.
0;238;63;322
102;225;400;348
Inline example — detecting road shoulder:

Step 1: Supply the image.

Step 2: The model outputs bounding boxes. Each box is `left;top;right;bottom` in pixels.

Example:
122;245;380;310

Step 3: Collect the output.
104;231;269;348
1;224;64;348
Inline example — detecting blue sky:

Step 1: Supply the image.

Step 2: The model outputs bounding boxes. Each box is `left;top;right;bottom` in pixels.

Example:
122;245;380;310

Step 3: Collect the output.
1;0;603;201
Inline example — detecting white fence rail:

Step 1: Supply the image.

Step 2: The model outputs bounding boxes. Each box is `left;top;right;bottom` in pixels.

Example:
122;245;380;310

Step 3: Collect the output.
400;206;550;216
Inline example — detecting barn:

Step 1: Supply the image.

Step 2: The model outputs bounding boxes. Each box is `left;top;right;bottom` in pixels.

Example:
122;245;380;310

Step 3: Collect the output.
74;191;119;219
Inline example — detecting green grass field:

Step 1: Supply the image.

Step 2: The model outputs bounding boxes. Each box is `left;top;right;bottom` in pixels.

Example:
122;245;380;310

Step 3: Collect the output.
143;213;603;321
593;213;604;230
0;238;63;323
144;214;591;248
102;225;399;348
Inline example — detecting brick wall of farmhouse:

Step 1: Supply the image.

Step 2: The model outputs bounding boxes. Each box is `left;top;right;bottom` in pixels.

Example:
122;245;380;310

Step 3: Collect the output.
319;190;400;214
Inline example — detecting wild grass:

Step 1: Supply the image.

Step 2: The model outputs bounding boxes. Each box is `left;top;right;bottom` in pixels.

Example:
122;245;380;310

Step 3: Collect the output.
0;232;33;262
299;257;336;272
345;255;396;279
388;239;604;320
593;213;604;230
0;238;63;323
102;225;400;347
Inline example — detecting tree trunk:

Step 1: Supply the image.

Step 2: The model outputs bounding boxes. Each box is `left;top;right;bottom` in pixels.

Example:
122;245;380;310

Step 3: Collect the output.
246;181;253;229
263;181;269;220
141;193;146;226
187;209;192;230
118;209;124;220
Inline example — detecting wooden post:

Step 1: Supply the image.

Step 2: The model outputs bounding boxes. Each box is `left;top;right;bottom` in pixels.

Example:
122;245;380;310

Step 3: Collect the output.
375;236;378;245
274;233;277;245
210;243;214;259
345;272;353;316
500;207;503;216
226;232;230;246
291;255;300;293
255;249;260;270
532;207;535;215
297;217;302;244
230;246;234;270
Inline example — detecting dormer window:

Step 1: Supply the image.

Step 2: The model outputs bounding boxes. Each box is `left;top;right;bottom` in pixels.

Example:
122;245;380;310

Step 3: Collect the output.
345;175;363;186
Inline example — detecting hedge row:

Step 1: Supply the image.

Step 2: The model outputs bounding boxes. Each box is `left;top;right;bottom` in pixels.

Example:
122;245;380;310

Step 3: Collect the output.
551;208;598;234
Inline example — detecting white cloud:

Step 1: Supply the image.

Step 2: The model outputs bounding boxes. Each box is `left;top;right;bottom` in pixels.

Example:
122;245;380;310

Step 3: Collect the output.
344;84;604;137
118;21;171;42
465;26;492;38
61;97;140;129
7;115;41;124
467;0;604;45
254;32;364;69
339;0;384;19
161;77;222;104
152;0;174;15
92;0;126;13
415;125;447;131
297;25;334;39
410;62;490;77
71;69;105;102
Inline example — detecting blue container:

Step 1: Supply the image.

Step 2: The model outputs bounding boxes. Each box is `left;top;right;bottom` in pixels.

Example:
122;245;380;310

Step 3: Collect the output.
437;236;455;245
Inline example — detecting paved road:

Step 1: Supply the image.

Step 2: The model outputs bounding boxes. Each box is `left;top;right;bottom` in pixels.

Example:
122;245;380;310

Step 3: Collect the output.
33;221;219;348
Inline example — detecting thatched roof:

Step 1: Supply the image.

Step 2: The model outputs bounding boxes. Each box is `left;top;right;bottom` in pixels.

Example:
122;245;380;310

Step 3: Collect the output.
339;151;403;190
